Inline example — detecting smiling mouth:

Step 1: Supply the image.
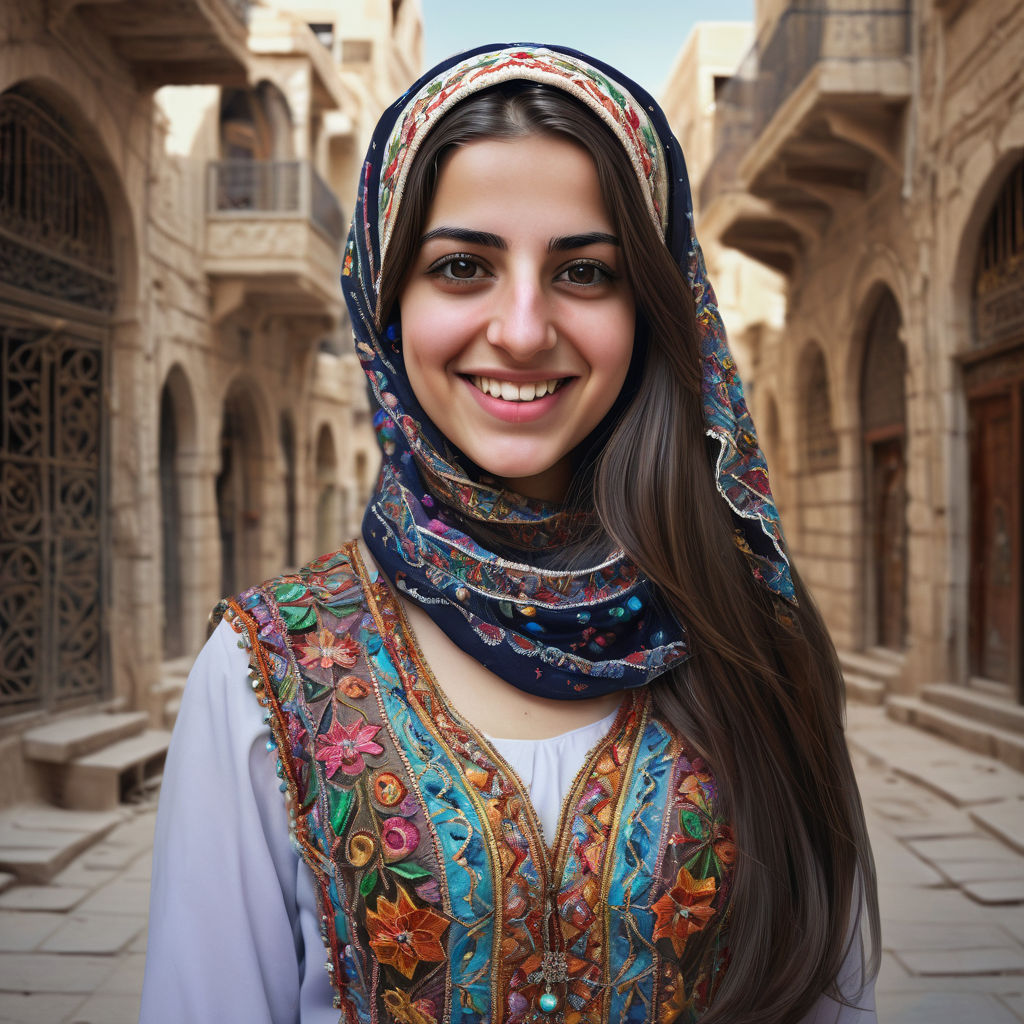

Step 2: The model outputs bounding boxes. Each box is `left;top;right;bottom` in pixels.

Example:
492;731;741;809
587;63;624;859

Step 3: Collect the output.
467;375;569;402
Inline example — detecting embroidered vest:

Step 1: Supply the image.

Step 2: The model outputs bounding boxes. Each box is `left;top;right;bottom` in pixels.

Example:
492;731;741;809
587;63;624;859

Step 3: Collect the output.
222;543;734;1023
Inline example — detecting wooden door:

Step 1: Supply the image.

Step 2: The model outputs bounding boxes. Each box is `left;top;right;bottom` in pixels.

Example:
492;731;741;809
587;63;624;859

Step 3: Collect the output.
968;391;1016;685
869;436;907;650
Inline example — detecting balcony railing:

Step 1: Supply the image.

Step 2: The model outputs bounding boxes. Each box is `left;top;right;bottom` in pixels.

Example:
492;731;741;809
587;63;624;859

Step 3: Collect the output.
755;1;910;135
699;2;910;210
207;159;345;246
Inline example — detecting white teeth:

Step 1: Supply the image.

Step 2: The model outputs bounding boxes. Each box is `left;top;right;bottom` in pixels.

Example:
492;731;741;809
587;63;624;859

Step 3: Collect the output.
470;376;563;401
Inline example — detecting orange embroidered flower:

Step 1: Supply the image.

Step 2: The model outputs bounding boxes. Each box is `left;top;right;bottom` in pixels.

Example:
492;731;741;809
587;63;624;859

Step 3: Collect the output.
296;629;359;670
652;866;717;958
366;887;448;979
338;675;371;699
315;719;383;777
373;771;407;807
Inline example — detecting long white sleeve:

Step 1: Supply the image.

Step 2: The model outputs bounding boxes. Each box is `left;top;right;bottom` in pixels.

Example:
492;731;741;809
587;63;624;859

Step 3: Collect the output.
139;619;336;1024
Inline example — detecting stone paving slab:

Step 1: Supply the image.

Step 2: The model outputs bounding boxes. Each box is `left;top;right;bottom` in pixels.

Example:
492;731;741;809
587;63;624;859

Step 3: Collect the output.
883;921;1017;950
849;726;1024;807
0;910;65;951
880;991;1020;1024
908;836;1024;863
0;992;83;1024
74;877;150;917
0;886;88;912
39;911;146;955
63;990;139;1024
974;799;1024;856
48;863;117;892
0;953;114;993
963;879;1024;905
895;945;1024;975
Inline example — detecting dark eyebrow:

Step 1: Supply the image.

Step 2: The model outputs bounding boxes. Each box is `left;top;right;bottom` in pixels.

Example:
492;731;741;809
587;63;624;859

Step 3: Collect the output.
549;232;620;252
419;227;506;249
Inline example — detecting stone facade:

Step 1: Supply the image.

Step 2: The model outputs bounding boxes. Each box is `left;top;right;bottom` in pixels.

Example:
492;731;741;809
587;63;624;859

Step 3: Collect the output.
0;0;420;794
681;0;1024;720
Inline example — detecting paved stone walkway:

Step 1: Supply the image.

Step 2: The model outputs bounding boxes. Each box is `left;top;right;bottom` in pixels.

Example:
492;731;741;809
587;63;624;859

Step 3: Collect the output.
0;704;1021;1023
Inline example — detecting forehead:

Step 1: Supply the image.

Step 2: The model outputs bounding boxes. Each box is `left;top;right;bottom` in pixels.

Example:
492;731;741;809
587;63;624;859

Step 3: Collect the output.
425;135;612;230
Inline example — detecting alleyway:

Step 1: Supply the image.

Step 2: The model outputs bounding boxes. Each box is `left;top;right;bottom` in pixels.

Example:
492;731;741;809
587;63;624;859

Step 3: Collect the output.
0;704;1021;1023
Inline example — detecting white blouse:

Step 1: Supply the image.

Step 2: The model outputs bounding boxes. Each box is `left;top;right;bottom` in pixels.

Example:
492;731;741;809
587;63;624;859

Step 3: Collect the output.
139;619;875;1023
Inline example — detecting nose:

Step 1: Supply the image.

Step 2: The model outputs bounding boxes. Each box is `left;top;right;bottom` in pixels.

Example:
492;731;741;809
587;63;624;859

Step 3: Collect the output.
485;274;556;359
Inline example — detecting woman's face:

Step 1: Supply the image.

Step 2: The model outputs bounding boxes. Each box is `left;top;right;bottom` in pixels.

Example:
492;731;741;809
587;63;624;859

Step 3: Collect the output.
397;133;635;502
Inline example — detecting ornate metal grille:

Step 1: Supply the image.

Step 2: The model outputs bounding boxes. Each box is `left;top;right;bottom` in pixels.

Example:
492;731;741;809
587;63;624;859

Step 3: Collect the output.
0;87;117;313
975;158;1024;349
802;344;840;471
1;320;106;711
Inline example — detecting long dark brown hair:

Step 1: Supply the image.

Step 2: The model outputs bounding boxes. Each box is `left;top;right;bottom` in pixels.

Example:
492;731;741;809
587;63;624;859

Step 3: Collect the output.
377;83;880;1023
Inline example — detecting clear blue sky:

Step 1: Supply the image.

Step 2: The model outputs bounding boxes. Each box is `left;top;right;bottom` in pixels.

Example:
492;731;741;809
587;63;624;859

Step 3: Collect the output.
420;1;755;97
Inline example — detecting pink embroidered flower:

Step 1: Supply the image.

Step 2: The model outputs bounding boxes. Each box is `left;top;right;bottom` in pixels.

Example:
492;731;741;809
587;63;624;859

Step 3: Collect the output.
315;719;383;777
297;629;359;670
381;816;420;862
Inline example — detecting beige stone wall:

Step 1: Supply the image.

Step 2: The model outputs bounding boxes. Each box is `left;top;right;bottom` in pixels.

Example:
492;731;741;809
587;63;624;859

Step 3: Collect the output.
692;0;1024;691
0;0;419;733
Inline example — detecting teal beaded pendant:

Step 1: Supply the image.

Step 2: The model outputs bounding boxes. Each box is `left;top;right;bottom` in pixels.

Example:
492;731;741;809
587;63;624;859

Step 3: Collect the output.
538;991;559;1013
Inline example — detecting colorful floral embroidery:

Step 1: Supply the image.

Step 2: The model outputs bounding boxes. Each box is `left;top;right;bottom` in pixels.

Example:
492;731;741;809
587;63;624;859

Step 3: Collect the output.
297;628;360;670
652;866;718;957
225;544;734;1021
315;718;383;777
366;887;449;979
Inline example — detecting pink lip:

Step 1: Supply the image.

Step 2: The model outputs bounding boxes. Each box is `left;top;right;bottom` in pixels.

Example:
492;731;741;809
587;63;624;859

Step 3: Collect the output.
462;376;570;423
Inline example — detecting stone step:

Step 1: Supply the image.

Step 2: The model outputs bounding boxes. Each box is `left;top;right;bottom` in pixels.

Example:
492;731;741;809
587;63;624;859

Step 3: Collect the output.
922;683;1024;737
886;696;1024;773
838;648;903;684
0;804;123;884
843;671;886;705
60;730;172;812
23;712;149;764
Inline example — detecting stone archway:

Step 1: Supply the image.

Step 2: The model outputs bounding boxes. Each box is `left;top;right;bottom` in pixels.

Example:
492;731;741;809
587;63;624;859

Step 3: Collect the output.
216;382;264;597
859;289;908;651
964;156;1024;697
314;424;339;556
0;84;117;713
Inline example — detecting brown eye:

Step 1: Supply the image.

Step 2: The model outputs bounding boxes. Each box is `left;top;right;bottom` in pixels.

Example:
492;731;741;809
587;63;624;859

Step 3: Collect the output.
560;262;609;287
447;258;477;279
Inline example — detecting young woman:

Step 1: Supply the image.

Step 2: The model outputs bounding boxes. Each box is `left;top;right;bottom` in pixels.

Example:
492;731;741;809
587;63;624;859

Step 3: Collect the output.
141;44;879;1024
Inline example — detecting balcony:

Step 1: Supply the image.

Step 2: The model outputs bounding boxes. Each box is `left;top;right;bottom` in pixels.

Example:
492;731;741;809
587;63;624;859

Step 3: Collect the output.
205;160;346;324
53;0;250;86
701;1;911;274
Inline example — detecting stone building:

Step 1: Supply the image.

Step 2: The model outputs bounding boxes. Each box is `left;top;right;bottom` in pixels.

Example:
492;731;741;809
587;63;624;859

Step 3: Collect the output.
0;0;420;827
684;0;1024;765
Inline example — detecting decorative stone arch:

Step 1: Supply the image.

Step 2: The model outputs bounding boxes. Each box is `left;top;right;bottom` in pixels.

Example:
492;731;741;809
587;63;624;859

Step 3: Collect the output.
953;151;1024;698
215;376;272;596
256;80;295;160
314;422;341;556
796;341;840;475
159;364;200;660
0;79;137;714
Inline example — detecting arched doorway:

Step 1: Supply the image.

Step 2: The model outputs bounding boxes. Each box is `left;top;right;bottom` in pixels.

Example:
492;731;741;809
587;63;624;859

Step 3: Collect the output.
860;290;907;651
216;383;262;597
280;412;297;569
0;84;116;712
964;157;1024;698
314;425;339;556
160;383;184;659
